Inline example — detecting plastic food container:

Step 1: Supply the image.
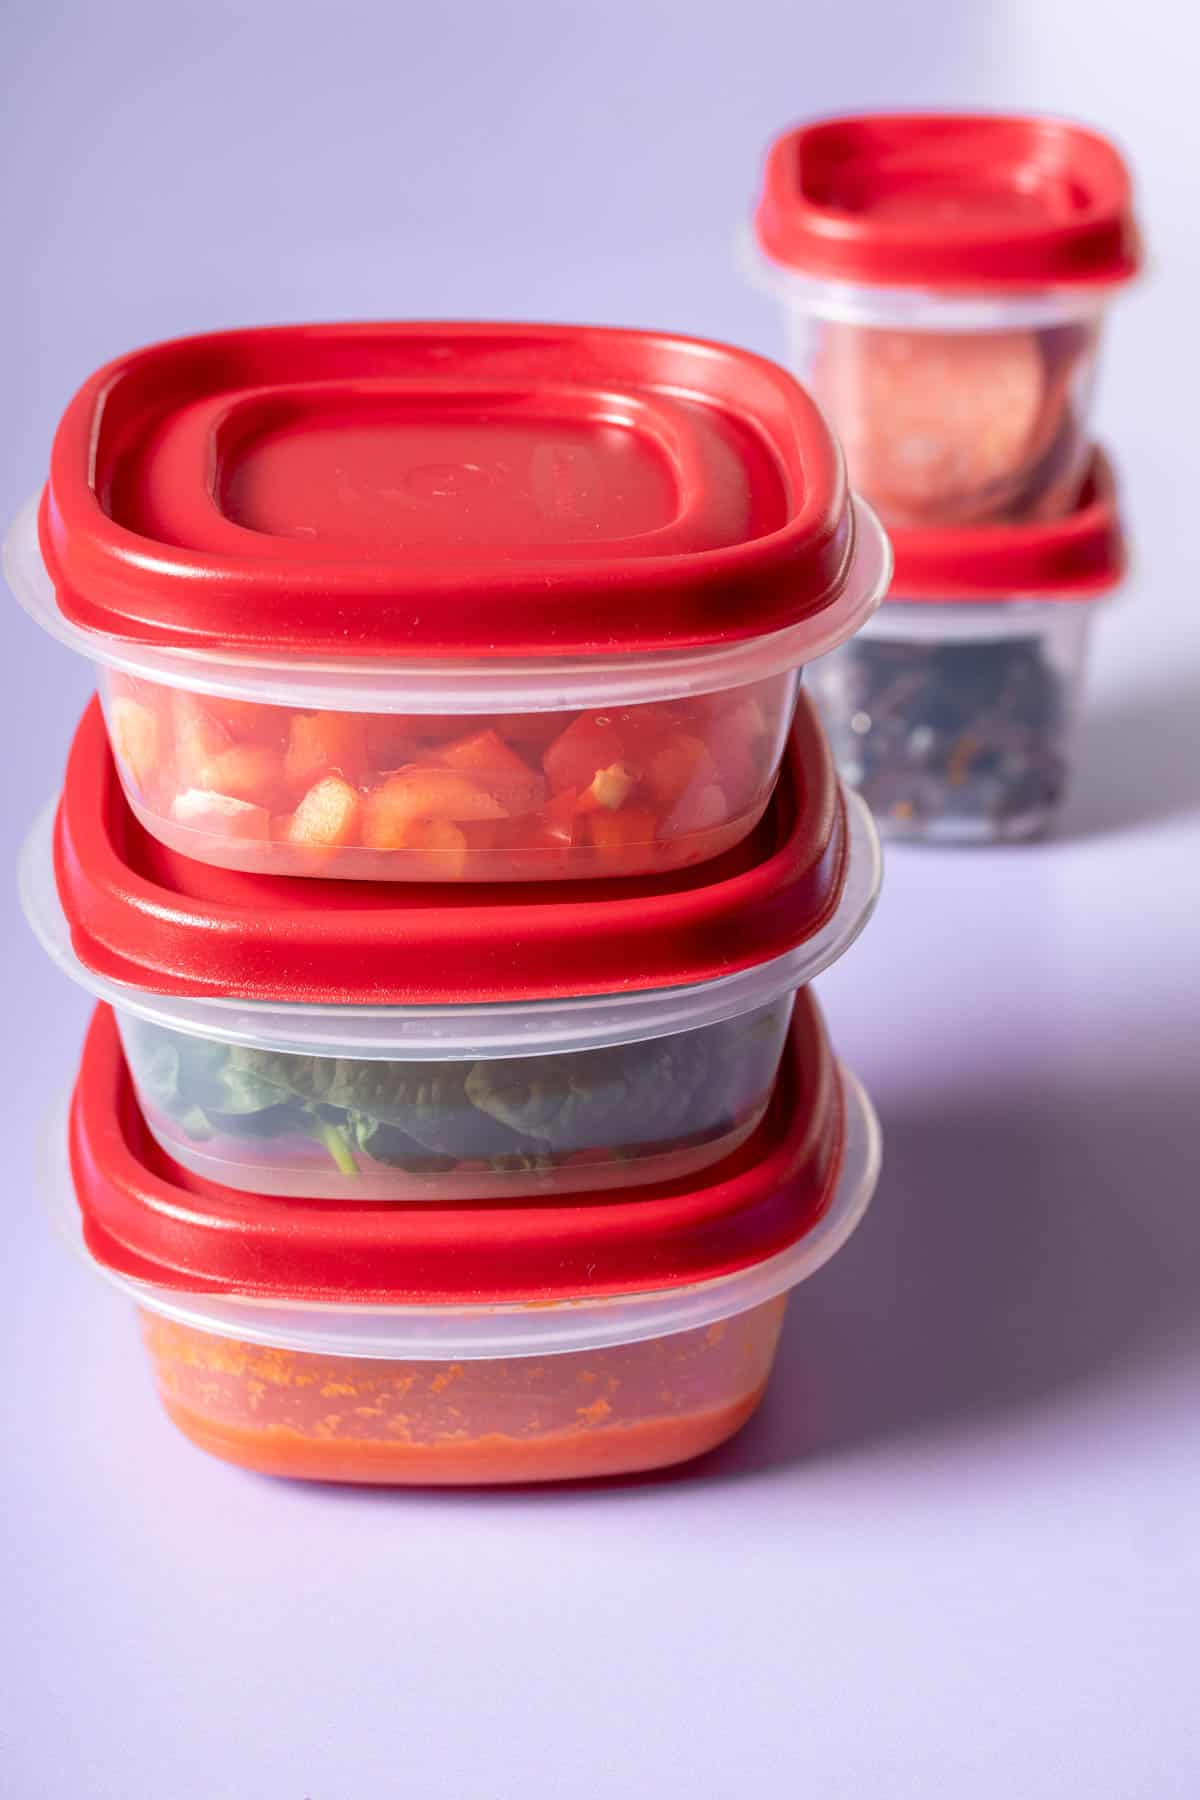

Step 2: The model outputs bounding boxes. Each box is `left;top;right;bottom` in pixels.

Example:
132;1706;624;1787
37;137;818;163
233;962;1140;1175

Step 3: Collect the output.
809;450;1125;842
7;322;889;882
749;114;1141;526
22;694;880;1200
52;998;880;1485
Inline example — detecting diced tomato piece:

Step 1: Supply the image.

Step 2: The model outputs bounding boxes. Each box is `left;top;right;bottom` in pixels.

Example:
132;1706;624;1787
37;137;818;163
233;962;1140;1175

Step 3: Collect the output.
170;789;271;842
173;694;232;787
419;729;546;815
708;698;771;808
286;776;362;849
361;769;506;850
482;711;565;751
197;745;286;808
109;697;163;793
392;817;469;880
203;697;287;746
543;713;630;796
539;787;580;845
642;734;719;809
586;805;657;875
576;762;637;814
283;712;368;800
460;818;503;854
364;715;423;769
662;782;729;839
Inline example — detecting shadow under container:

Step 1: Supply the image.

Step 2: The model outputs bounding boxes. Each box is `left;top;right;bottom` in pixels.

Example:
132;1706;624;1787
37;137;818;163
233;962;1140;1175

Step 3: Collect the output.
23;693;879;1202
749;113;1141;527
7;320;889;883
57;999;880;1486
808;451;1126;843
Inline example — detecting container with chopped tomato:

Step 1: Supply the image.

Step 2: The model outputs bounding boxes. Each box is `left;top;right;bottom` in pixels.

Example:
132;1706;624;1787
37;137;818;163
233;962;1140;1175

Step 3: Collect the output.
748;114;1141;527
7;322;889;881
21;694;879;1201
50;995;879;1485
809;450;1126;842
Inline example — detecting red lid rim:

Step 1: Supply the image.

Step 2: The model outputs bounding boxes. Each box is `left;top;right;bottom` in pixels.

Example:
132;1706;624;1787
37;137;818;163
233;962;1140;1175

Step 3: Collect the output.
51;694;850;1007
886;448;1126;603
39;321;859;658
69;997;845;1304
753;111;1142;292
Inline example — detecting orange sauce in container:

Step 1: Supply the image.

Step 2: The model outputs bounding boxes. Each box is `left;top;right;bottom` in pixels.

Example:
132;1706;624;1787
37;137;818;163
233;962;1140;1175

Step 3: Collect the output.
139;1297;787;1485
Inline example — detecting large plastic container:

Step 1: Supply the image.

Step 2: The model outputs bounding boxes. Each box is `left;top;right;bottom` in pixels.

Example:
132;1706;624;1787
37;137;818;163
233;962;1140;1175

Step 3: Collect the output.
7;322;889;881
53;1001;880;1485
808;450;1126;842
22;694;880;1201
749;114;1141;526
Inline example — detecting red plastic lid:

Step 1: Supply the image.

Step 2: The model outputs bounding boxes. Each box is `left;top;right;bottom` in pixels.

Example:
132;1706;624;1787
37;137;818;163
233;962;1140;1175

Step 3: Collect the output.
70;997;844;1303
39;321;856;657
889;449;1126;603
754;113;1141;290
54;694;848;1004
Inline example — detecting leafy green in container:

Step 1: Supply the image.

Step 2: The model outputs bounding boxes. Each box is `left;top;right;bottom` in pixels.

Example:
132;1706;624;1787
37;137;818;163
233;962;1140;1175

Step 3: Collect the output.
125;1000;788;1182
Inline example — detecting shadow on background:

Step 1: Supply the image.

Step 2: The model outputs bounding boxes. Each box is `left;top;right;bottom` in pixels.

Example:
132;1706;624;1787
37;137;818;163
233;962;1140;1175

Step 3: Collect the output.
1058;674;1200;839
703;1068;1200;1479
325;1061;1199;1509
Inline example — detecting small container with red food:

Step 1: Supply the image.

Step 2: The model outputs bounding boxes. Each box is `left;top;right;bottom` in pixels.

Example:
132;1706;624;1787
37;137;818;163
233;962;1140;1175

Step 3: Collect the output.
809;451;1126;842
748;114;1141;527
48;993;879;1486
21;694;879;1202
7;322;889;882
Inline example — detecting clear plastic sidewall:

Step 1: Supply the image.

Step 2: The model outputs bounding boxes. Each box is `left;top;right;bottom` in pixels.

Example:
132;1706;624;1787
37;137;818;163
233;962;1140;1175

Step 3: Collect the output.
96;664;800;883
5;493;891;712
783;308;1102;530
810;602;1095;843
17;787;882;1059
738;229;1115;330
114;992;795;1203
41;1065;882;1360
139;1295;788;1484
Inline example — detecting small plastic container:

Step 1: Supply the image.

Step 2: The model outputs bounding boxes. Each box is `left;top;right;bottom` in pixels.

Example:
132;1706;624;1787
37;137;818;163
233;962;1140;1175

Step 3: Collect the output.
22;694;880;1200
748;114;1141;526
7;322;889;881
52;999;880;1485
808;450;1126;842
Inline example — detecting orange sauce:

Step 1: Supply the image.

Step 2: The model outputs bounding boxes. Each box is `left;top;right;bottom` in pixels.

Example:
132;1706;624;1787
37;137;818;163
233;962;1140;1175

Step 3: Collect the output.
139;1298;786;1485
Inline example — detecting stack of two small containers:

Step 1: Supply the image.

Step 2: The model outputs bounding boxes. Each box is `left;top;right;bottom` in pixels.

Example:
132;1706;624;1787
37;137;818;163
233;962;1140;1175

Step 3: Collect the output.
748;113;1142;839
12;322;891;1484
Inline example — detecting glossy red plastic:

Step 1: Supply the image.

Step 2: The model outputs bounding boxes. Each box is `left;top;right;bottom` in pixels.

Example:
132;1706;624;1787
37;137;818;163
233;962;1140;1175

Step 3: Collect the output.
888;450;1126;602
754;113;1141;290
39;322;856;656
54;693;847;1005
69;997;844;1304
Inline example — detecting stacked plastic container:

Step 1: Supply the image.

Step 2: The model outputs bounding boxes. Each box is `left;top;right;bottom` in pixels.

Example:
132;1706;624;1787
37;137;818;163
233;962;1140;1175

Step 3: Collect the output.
11;321;890;1484
748;112;1140;839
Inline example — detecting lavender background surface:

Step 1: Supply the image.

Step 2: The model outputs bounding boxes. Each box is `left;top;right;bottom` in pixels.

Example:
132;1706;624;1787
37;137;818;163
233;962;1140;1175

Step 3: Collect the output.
2;3;1199;1796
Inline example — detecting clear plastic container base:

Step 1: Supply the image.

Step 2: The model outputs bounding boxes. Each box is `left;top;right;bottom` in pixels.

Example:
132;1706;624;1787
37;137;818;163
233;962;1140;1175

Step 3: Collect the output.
809;600;1095;843
6;493;890;882
19;787;882;1199
43;1064;881;1485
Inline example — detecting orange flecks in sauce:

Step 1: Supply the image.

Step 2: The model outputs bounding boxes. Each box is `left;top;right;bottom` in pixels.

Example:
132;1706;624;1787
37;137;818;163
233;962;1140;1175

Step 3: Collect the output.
137;1297;788;1486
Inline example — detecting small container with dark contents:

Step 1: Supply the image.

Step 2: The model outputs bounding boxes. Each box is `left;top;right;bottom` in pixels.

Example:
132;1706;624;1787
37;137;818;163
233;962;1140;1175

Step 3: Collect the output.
809;451;1126;843
747;113;1140;528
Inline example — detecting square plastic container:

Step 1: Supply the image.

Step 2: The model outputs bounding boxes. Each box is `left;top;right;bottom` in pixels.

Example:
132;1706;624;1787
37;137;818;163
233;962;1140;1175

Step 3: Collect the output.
51;1001;880;1485
7;322;890;881
808;451;1125;842
22;694;880;1201
748;114;1141;527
